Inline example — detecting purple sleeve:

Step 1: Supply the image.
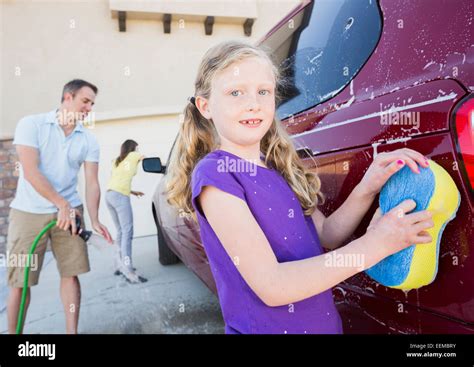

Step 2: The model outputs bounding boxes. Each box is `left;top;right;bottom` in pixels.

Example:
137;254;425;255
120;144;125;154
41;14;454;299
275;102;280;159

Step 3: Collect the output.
191;158;246;219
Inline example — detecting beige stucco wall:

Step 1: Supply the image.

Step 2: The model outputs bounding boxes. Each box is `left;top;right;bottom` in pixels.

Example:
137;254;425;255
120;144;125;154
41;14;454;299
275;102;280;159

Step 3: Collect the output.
1;0;301;239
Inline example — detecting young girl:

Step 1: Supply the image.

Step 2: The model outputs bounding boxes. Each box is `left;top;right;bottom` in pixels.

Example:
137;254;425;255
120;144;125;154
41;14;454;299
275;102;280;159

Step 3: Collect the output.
166;41;433;334
106;139;147;284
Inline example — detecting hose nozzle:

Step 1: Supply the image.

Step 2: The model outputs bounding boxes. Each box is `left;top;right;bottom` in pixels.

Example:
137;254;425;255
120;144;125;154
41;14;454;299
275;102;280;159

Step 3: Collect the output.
71;217;92;242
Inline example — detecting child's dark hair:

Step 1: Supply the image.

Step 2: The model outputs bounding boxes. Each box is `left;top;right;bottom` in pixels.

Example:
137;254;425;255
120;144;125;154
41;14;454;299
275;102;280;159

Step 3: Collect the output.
115;139;138;167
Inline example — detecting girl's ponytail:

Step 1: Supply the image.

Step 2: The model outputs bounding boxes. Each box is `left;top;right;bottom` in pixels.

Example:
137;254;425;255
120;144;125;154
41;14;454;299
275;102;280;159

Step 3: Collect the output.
165;99;217;215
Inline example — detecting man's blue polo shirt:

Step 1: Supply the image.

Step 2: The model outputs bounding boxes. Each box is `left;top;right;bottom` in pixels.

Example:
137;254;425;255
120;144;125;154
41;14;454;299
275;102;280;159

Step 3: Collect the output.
10;109;100;214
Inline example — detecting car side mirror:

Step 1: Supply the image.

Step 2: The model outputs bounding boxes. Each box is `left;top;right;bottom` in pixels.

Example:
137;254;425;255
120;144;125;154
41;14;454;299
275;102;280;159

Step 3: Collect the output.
142;157;166;174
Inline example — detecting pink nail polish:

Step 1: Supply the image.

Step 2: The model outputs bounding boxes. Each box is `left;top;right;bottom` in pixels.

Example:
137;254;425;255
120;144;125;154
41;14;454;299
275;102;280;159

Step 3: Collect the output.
397;159;404;165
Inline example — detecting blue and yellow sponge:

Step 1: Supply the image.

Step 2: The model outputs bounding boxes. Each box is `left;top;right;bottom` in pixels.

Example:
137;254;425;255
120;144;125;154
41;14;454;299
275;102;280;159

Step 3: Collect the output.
365;160;461;290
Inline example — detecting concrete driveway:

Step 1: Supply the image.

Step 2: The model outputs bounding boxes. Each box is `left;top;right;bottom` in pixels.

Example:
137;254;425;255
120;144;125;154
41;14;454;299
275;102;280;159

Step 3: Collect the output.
0;235;224;334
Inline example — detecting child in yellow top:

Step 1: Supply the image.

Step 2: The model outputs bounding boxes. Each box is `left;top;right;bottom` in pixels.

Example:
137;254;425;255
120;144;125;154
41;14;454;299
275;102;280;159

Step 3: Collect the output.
107;150;142;196
105;139;146;283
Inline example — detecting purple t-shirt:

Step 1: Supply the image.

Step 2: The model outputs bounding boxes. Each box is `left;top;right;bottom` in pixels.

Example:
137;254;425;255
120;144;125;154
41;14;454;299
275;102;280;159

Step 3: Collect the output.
191;149;343;334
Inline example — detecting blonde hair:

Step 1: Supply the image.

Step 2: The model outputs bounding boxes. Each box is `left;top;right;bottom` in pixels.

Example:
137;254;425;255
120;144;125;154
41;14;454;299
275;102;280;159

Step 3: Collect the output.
166;40;323;219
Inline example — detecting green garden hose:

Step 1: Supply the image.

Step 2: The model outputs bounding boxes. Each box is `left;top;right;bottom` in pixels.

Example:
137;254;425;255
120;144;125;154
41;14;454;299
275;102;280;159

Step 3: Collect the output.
16;219;57;334
16;216;91;334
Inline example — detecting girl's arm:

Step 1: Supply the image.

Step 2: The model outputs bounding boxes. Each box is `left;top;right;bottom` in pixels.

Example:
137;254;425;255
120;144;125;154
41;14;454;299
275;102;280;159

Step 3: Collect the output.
311;184;375;250
313;148;430;250
199;185;433;307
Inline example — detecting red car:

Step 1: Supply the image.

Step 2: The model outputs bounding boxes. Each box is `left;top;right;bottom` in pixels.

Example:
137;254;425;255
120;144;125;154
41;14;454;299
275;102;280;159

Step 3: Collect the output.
144;0;474;333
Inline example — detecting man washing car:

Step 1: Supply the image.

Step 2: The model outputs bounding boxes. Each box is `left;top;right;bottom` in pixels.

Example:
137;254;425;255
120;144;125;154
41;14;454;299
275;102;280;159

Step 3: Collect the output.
6;79;113;334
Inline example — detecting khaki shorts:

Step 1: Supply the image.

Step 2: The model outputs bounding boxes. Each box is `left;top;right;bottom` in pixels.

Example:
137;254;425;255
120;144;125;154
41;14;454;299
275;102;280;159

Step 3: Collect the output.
7;206;90;288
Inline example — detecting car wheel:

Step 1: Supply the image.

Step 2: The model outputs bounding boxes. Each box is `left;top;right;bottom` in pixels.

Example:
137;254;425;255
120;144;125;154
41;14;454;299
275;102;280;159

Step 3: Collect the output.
152;204;180;265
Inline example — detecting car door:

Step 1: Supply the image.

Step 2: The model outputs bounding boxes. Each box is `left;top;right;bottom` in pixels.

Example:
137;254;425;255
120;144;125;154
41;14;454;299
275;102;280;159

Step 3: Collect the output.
260;0;474;333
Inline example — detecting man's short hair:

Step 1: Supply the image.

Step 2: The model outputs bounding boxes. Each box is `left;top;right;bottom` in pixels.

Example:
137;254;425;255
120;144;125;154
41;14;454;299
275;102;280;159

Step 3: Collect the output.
61;79;98;102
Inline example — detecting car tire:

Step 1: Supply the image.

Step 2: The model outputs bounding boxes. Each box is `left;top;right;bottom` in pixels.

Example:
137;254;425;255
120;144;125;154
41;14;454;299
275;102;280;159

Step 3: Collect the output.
152;204;180;265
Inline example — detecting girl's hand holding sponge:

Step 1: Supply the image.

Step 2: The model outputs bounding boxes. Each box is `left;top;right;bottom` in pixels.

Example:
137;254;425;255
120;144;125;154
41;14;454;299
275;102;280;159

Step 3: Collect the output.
366;200;434;259
357;148;430;199
359;149;461;290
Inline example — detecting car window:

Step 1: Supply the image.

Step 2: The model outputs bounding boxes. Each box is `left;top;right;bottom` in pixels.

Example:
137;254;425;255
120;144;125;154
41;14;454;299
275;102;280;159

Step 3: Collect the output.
270;0;382;120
